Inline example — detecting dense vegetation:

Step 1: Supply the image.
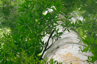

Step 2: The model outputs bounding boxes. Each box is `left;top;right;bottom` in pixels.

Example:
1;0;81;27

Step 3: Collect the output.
0;0;97;64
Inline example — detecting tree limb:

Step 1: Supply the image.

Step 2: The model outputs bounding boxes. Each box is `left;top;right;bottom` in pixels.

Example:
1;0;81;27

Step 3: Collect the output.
38;30;54;61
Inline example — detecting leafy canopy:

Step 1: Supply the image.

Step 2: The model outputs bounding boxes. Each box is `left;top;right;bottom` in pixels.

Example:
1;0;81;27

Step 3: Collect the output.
0;0;97;64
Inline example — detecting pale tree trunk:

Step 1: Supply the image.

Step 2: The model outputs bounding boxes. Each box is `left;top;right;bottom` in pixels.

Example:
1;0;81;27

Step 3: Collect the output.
42;22;97;64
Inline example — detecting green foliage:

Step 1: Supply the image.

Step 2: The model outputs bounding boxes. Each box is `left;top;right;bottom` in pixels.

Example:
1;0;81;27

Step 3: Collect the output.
0;0;97;64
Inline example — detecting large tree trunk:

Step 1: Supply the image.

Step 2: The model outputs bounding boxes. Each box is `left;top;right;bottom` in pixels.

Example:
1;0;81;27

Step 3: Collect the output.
42;22;97;64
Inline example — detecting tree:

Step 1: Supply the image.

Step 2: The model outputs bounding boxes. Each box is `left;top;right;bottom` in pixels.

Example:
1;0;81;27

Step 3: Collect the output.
0;0;97;64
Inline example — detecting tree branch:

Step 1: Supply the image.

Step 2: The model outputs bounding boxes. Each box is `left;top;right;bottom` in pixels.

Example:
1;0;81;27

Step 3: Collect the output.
63;4;74;8
38;30;54;62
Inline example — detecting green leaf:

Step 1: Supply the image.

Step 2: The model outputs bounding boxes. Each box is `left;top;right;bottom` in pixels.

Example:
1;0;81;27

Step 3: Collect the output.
82;46;89;52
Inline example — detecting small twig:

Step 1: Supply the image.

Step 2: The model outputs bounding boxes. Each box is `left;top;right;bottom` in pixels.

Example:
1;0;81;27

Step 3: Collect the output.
46;42;54;51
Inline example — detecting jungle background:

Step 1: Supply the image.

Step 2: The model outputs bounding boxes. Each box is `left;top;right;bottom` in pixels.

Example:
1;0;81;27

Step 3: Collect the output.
0;0;97;64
